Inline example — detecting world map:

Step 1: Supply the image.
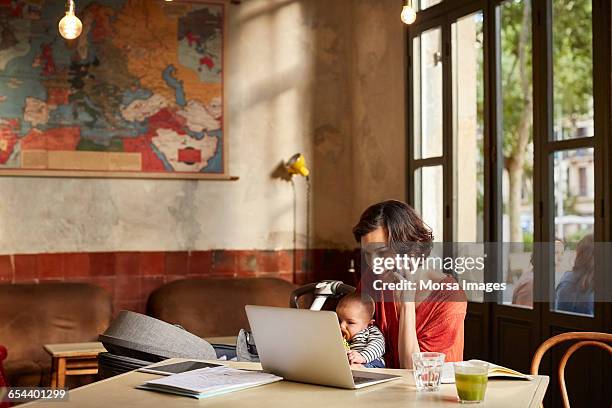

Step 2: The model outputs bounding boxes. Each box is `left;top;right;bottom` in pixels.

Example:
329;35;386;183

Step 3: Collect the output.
0;0;224;176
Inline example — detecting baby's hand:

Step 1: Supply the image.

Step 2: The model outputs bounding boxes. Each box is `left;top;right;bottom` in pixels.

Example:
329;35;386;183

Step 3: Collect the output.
347;350;366;364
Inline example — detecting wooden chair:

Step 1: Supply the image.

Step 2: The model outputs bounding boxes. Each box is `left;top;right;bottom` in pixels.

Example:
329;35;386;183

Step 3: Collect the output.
530;332;612;408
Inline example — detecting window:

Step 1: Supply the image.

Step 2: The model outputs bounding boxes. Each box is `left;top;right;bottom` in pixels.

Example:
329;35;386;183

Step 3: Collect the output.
552;149;594;316
412;25;445;243
552;0;593;141
547;0;596;317
415;165;444;242
578;167;588;197
413;27;443;160
452;11;484;243
407;0;611;398
407;0;607;317
420;0;441;11
499;0;534;308
452;11;485;302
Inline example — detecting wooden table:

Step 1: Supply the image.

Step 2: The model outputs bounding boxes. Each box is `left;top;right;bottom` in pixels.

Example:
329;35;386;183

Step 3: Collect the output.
24;358;548;407
43;342;107;388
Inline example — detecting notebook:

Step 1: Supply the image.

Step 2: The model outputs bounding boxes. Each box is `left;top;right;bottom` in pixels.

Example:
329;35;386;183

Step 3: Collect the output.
441;360;534;384
137;366;283;399
138;361;223;376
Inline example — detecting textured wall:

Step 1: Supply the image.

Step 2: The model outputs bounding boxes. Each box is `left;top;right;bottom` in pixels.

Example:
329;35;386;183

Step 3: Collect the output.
0;0;405;255
350;0;407;222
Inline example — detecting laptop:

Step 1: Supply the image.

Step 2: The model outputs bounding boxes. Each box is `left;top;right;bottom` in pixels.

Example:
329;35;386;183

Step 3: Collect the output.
245;305;402;389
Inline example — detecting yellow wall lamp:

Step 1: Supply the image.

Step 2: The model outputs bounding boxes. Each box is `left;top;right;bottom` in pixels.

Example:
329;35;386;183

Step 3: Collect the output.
285;153;310;178
284;153;311;273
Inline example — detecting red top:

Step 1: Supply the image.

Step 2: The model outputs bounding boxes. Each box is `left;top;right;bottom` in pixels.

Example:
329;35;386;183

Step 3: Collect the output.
362;275;467;368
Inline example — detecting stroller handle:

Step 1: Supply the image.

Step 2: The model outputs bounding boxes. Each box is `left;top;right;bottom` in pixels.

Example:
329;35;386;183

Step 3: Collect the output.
289;283;317;308
289;281;356;309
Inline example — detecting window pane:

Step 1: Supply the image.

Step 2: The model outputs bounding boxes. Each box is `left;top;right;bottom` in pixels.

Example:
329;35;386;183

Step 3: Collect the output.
552;148;594;316
452;12;484;242
496;0;535;308
413;27;443;159
420;0;442;11
452;12;485;302
415;166;443;242
552;0;593;140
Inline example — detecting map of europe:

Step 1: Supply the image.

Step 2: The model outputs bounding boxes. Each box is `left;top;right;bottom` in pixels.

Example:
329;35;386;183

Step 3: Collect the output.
0;0;224;176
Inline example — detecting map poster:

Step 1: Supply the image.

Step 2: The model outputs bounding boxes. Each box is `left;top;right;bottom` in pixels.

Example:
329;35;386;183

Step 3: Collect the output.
0;0;227;179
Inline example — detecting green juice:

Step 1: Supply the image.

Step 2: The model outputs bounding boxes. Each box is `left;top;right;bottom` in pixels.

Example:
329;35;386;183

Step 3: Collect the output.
455;373;488;402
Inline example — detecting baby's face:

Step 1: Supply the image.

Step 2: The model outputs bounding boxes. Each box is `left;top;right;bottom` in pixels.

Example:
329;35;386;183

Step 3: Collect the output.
336;302;372;340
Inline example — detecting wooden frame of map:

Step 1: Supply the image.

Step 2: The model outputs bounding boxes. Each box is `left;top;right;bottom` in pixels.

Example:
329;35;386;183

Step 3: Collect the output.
0;0;232;180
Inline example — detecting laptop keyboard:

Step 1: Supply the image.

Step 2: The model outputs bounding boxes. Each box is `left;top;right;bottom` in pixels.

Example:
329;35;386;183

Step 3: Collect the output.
352;376;373;385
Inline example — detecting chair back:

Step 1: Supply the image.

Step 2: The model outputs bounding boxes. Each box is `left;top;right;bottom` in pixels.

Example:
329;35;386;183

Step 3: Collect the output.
147;278;296;337
530;331;612;408
0;284;112;365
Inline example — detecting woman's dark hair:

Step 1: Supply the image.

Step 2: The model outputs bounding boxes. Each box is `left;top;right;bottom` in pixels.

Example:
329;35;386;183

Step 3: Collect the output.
572;234;594;291
352;200;433;256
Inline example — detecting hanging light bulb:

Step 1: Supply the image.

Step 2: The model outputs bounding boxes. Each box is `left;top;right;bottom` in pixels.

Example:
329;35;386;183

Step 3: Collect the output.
58;0;83;40
401;0;417;25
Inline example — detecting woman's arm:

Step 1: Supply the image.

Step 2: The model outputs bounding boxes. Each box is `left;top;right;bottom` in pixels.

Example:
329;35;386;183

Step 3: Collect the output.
397;301;420;369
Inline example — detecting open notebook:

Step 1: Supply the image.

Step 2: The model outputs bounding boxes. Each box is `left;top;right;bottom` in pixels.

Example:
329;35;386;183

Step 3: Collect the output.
441;360;534;384
138;366;283;399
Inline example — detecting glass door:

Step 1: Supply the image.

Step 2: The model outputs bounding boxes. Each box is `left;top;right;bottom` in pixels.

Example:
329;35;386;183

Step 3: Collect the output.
407;0;611;405
408;5;489;360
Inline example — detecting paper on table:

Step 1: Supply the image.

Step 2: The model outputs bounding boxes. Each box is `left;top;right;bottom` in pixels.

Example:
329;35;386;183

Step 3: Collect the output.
144;366;282;394
441;360;534;384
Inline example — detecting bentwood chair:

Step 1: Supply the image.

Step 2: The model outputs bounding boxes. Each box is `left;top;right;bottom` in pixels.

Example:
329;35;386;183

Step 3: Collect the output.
530;332;612;408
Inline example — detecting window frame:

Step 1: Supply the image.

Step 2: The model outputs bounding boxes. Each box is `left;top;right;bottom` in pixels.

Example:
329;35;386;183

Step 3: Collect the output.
406;0;612;324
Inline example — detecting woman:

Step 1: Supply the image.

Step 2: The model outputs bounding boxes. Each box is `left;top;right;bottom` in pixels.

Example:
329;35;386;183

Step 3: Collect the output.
512;239;565;308
354;200;467;368
555;234;594;315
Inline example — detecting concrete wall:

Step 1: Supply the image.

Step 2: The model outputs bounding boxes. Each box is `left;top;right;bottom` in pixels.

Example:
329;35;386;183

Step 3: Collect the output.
350;0;407;224
0;0;405;255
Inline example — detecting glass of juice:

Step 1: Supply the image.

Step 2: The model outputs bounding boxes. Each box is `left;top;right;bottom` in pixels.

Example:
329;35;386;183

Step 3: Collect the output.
454;361;489;403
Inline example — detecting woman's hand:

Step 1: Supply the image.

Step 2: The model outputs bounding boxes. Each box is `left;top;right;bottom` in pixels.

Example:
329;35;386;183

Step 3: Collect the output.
378;267;417;304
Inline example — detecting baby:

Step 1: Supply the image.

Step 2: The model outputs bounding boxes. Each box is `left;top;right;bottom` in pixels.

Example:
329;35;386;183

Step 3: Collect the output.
336;292;385;368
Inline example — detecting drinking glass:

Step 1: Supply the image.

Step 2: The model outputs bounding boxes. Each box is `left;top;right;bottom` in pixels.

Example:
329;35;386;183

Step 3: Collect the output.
412;352;445;391
454;361;489;403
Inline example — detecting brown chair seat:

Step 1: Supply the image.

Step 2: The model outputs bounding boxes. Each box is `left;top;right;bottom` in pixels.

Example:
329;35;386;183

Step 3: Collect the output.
147;278;296;338
0;283;112;387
